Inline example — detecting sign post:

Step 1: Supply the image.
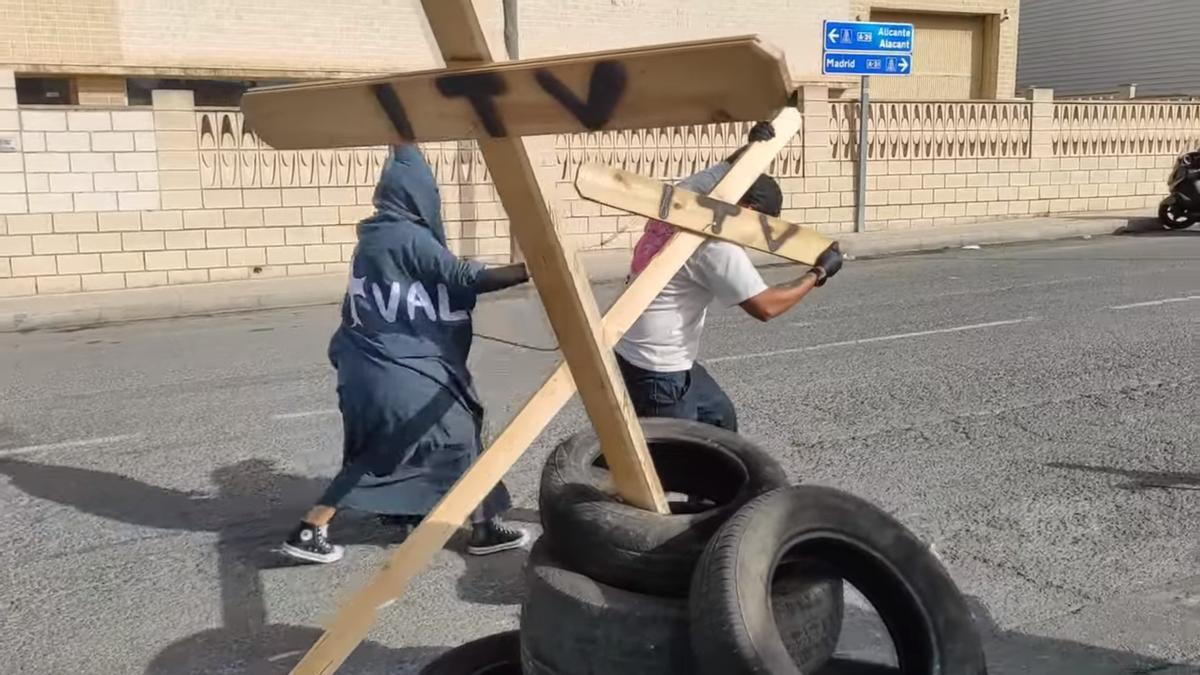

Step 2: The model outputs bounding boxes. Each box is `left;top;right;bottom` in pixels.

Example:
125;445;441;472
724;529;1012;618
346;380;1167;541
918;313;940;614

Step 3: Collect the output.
822;20;914;233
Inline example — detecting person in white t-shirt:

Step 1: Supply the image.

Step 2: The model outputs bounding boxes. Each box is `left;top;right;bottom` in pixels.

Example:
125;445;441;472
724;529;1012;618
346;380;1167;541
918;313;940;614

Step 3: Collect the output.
615;121;844;432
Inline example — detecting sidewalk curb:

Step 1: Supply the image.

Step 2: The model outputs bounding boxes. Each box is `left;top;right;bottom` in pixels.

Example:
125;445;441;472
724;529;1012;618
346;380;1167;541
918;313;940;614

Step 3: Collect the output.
0;211;1158;333
834;214;1145;260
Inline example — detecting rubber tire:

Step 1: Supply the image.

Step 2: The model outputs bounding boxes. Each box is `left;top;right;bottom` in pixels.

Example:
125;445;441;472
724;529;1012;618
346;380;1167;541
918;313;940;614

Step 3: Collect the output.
1158;201;1197;229
690;485;987;675
520;540;842;675
419;631;522;675
520;540;692;675
539;417;789;596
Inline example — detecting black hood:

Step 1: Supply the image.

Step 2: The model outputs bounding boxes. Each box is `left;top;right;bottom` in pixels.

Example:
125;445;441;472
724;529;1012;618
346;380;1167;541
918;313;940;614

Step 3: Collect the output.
362;144;447;244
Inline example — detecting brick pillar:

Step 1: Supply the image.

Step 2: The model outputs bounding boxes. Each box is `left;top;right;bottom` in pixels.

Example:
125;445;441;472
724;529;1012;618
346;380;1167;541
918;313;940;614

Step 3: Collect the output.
152;90;199;210
799;85;833;168
1028;87;1055;159
0;69;27;217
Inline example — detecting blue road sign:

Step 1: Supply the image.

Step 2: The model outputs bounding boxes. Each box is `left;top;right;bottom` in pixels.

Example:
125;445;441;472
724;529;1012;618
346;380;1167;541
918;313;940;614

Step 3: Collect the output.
823;20;914;54
822;53;911;77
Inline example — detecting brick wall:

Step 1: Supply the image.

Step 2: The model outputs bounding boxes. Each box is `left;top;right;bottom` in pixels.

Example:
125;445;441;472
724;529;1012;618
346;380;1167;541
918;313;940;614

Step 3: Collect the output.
1;74;1195;299
548;87;1185;243
1;0;1014;89
0;0;506;77
514;0;852;84
0;77;513;297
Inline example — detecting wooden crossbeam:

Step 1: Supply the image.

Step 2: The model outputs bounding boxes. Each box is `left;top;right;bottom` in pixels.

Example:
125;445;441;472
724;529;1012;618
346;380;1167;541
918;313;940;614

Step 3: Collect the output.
242;37;790;149
283;106;801;675
575;164;835;265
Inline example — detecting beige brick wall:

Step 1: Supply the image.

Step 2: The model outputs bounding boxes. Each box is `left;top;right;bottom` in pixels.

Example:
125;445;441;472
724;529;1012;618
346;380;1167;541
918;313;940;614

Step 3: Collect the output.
0;81;512;297
0;0;1015;91
514;0;851;83
0;0;505;77
0;75;1191;299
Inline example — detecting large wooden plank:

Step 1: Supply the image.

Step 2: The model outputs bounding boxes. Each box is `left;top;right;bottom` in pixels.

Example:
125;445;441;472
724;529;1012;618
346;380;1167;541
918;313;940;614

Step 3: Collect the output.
286;106;801;675
242;36;791;149
576;164;834;264
479;136;669;515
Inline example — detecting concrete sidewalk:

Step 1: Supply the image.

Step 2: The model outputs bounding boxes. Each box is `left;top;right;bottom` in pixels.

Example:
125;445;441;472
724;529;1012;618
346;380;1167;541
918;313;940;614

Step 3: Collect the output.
0;209;1158;333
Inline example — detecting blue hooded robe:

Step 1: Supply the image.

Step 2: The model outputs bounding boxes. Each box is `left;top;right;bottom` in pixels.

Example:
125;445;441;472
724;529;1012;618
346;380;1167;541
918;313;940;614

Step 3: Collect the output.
318;144;510;521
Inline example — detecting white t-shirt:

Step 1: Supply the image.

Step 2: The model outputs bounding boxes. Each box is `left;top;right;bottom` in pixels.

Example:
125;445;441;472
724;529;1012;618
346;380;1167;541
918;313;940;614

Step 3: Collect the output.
615;164;768;372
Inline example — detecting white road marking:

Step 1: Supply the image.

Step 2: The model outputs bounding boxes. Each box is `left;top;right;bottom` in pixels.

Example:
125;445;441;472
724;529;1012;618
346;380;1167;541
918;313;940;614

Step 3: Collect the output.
0;434;139;458
709;317;1037;364
1109;295;1200;310
272;408;338;420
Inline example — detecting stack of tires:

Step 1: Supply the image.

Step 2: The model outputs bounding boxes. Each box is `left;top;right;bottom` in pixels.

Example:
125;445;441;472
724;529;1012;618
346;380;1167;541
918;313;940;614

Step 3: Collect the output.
522;418;843;674
422;418;988;675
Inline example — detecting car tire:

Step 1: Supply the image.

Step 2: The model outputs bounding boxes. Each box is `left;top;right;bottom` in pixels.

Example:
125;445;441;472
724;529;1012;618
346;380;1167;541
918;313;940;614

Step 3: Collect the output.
539;417;789;596
690;485;987;675
419;630;522;675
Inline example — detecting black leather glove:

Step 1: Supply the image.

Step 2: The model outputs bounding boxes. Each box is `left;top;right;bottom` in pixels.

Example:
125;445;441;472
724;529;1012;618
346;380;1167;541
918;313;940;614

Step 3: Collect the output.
810;243;843;286
748;121;775;143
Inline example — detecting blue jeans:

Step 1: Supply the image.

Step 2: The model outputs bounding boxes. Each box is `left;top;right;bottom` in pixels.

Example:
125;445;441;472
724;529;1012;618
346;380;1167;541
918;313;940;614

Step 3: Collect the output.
616;354;739;432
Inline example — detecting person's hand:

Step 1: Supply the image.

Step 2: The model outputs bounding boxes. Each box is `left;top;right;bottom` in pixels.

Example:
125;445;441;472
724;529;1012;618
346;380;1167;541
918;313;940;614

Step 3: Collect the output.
748;121;775;143
810;243;843;286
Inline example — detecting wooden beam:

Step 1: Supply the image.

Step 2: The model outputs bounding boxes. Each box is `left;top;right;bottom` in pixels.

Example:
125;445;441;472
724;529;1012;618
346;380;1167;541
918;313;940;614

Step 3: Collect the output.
479;138;671;512
400;0;669;516
575;164;834;264
286;105;801;675
241;36;791;149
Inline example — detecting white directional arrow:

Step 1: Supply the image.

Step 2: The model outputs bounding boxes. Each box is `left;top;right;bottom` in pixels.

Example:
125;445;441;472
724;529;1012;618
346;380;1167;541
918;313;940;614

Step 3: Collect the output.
828;28;840;43
899;57;910;72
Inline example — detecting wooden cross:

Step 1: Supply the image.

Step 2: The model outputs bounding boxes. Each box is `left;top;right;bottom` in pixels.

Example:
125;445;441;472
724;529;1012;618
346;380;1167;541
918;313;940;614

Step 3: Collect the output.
240;1;828;672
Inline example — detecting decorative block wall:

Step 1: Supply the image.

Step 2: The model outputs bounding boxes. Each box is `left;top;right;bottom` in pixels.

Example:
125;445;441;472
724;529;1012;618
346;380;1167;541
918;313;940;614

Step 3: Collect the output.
1;75;1196;299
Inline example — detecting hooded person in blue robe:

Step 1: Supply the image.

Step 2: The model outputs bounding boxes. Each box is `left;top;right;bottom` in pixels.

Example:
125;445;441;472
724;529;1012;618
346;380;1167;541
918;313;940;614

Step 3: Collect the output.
281;143;531;564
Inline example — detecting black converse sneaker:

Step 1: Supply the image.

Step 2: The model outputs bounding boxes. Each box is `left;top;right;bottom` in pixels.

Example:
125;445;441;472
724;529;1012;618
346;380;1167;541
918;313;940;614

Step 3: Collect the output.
280;522;344;564
467;519;530;556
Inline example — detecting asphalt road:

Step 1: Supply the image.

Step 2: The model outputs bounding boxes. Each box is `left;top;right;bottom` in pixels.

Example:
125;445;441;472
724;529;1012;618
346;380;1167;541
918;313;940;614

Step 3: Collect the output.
1;230;1197;674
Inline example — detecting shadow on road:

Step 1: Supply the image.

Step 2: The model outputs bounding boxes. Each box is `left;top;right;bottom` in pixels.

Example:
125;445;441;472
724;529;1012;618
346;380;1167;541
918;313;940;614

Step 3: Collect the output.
3;457;1195;673
0;456;521;673
1117;217;1200;237
829;596;1197;674
1047;461;1200;491
145;624;442;675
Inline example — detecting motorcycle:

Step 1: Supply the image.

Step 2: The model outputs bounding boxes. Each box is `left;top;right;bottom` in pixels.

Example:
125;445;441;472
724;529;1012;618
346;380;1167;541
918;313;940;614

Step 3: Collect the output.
1157;150;1200;229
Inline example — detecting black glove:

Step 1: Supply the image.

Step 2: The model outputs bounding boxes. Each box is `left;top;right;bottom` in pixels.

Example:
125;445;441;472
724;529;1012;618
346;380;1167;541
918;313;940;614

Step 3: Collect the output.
811;243;843;286
474;263;529;293
748;121;775;143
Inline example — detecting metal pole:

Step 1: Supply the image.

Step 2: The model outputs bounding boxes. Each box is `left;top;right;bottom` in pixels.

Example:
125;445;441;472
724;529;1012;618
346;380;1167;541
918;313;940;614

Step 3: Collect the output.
855;75;870;233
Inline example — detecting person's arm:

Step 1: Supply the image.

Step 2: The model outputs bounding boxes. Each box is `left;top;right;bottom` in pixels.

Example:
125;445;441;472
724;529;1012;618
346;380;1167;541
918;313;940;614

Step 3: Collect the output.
409;233;530;295
408;234;486;292
738;244;845;322
739;270;820;322
474;263;530;294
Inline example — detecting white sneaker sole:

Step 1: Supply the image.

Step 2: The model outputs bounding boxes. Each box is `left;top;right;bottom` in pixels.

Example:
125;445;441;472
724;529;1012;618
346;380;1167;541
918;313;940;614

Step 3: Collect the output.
467;528;531;556
279;542;344;564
